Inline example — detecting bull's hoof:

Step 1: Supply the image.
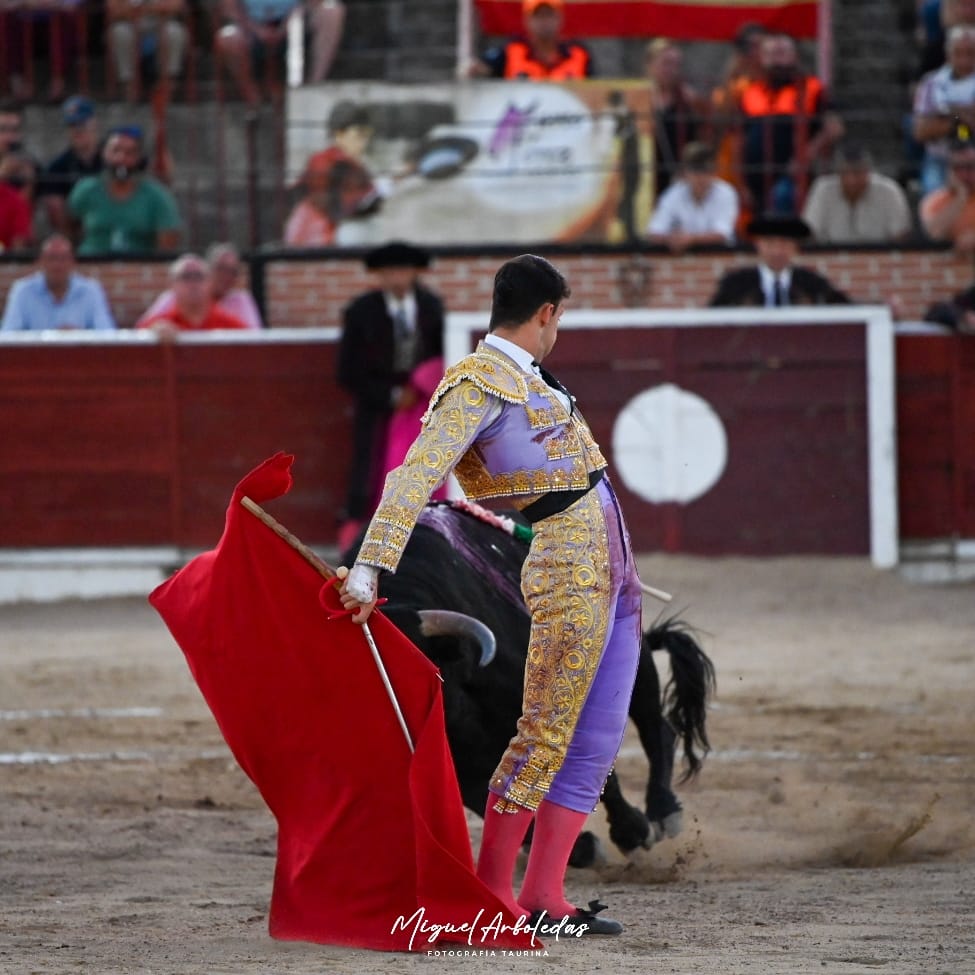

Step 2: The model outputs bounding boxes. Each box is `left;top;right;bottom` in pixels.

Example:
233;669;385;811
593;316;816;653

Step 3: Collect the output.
649;809;683;843
567;830;602;869
646;789;683;843
608;807;652;853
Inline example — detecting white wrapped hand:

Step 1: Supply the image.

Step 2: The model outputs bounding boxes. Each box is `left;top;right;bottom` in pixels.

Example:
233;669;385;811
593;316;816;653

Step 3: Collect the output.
336;563;380;623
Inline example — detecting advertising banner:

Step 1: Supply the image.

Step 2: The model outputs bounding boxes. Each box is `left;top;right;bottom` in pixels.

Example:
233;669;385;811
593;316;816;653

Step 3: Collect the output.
285;80;654;247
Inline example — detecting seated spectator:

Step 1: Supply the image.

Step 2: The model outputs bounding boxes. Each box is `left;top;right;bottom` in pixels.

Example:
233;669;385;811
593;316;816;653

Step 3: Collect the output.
138;253;250;334
802;143;913;243
1;234;116;331
106;0;189;104
284;101;382;246
136;242;264;329
646;38;709;197
919;130;975;251
709;212;850;307
918;0;975;75
912;24;975;194
466;0;593;80
37;96;104;238
733;32;844;215
646;142;739;252
1;0;83;102
922;280;975;332
0;164;32;253
215;0;346;107
68;125;182;255
0;100;41;182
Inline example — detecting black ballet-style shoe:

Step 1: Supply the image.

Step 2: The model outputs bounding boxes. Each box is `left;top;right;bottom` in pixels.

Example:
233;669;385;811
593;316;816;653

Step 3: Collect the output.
527;899;623;937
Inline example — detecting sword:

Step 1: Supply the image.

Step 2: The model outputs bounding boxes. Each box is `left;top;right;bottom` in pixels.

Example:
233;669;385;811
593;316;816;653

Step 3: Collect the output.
240;496;415;753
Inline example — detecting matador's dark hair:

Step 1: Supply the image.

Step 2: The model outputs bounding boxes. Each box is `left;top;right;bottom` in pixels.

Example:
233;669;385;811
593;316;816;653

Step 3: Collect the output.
488;254;571;331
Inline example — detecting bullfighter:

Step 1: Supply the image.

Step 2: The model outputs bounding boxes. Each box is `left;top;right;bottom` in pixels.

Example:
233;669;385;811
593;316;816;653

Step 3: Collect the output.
340;254;644;937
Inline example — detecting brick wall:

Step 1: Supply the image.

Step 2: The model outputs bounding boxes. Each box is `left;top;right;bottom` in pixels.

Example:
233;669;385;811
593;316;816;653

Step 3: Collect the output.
1;248;972;329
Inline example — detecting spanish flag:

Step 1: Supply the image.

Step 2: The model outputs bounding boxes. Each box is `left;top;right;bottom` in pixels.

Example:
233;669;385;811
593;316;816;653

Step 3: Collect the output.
476;0;819;40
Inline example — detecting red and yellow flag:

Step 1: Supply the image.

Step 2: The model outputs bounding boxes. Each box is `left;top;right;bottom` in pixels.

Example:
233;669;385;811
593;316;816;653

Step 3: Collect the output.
476;0;819;41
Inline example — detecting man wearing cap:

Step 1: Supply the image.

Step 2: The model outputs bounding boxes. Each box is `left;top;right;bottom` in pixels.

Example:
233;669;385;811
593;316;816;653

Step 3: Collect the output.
467;0;593;80
339;254;640;937
37;97;104;238
68;126;182;256
336;241;444;549
709;212;850;306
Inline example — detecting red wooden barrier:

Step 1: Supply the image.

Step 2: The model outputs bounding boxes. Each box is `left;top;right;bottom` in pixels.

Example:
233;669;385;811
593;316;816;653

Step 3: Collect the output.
0;327;970;556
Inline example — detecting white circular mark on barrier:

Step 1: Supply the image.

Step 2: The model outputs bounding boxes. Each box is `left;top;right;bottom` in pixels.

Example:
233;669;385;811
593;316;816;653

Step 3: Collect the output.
612;383;728;504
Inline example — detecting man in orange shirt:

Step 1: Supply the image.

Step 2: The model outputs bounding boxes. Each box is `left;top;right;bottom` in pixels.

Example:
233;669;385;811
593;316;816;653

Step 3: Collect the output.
468;0;593;80
920;133;975;252
139;253;249;334
735;32;843;215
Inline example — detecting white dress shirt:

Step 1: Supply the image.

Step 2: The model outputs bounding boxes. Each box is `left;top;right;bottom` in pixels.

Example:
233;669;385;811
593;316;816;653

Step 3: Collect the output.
758;265;793;307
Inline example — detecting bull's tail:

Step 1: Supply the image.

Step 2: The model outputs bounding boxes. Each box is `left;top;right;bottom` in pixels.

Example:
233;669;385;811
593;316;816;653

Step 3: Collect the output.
643;618;716;781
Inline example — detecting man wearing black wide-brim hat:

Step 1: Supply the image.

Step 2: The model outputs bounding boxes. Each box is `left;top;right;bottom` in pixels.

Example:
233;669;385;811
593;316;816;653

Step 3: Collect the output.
708;211;851;307
336;240;445;549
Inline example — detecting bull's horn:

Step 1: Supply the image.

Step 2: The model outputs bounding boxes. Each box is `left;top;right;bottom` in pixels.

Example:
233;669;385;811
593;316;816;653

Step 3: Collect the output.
417;610;497;667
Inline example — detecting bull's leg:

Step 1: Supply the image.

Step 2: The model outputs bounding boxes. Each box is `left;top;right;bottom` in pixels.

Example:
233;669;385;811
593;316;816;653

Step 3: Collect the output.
601;769;652;854
644;719;683;841
630;637;683;841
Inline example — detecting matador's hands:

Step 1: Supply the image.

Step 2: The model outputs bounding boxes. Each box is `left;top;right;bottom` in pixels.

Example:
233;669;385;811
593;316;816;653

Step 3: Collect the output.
337;564;379;624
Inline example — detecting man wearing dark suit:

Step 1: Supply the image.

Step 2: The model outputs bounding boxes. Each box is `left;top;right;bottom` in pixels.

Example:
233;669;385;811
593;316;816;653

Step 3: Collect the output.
337;240;445;548
709;213;850;307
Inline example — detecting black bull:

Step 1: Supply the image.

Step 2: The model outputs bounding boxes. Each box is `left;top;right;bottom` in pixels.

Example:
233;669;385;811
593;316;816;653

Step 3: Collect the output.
344;502;715;868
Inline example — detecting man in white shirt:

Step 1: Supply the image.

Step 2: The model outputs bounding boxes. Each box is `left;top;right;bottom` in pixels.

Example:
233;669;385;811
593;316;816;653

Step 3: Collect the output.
646;141;739;252
802;143;913;243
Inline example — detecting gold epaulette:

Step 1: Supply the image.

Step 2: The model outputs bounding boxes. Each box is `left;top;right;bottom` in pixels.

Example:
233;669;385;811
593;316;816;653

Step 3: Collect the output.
421;346;528;425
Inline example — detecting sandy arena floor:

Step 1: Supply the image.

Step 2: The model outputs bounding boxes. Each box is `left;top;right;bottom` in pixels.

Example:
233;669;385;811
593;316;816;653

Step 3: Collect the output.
1;553;973;975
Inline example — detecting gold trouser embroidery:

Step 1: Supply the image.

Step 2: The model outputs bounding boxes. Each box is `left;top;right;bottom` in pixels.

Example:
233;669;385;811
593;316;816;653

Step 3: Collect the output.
489;487;612;812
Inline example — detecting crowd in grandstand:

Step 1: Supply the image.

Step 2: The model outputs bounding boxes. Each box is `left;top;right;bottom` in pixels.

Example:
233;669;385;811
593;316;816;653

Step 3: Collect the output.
2;0;975;332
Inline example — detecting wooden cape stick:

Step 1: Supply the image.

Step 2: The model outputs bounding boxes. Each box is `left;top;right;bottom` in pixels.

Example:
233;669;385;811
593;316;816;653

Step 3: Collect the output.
640;581;673;603
239;495;415;753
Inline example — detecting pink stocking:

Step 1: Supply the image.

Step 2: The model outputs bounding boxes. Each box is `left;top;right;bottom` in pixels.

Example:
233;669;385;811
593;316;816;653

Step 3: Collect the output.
517;799;588;918
476;800;534;916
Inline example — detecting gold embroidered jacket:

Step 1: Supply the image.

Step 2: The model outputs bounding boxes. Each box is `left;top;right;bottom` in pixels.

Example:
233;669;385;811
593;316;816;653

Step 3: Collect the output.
356;342;605;573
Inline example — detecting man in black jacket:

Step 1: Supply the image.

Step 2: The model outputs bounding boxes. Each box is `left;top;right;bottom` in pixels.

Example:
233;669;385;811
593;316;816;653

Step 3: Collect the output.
336;240;445;548
709;212;850;307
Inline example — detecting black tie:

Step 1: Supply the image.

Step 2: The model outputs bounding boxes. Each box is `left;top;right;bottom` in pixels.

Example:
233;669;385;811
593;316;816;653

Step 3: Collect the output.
531;360;575;415
773;278;786;307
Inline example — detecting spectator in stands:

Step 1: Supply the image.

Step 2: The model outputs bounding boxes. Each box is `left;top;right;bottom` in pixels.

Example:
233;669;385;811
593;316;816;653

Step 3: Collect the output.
336;240;444;551
284;101;383;246
0;100;40;181
106;0;189;104
215;0;346;107
919;129;975;251
68;125;181;255
646;141;739;252
912;24;975;194
37;97;104;238
1;234;116;331
466;0;593;80
646;38;709;198
711;23;766;230
138;253;250;335
802;142;913;243
2;0;81;102
709;212;850;306
734;32;844;216
136;242;264;329
0;159;32;253
917;0;975;74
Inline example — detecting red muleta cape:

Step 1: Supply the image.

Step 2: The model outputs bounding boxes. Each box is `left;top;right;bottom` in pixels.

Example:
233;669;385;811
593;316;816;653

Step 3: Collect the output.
148;452;539;952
